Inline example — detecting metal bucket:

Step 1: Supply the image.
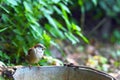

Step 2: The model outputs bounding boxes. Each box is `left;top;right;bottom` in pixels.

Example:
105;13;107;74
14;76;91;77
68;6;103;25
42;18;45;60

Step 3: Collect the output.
13;66;116;80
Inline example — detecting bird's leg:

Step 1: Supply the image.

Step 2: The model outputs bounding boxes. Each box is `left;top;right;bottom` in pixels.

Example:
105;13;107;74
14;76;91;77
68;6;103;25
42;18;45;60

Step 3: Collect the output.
28;64;32;69
36;63;40;70
64;63;74;67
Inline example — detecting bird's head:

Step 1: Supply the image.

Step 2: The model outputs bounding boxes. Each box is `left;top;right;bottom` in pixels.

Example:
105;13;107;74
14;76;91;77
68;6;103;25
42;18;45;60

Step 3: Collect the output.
34;43;45;51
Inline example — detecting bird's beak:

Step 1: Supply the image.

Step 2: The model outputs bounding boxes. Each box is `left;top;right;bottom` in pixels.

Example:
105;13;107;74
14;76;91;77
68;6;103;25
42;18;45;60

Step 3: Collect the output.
43;47;46;50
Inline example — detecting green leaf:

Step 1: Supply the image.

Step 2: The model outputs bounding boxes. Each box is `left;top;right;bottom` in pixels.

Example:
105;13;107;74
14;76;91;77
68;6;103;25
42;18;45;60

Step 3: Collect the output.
30;29;37;39
71;23;81;31
2;14;9;22
0;27;8;32
23;1;32;13
116;50;120;56
6;0;18;6
53;6;62;15
54;28;64;39
38;0;47;6
61;9;71;30
25;13;39;26
77;32;89;43
41;7;53;15
50;41;60;49
59;3;70;13
78;0;84;6
0;5;9;13
45;24;64;39
100;56;107;64
54;19;66;31
52;0;60;3
99;1;108;11
16;35;24;41
43;31;51;46
45;14;57;28
69;33;79;43
92;0;97;6
22;46;27;55
65;32;79;44
30;24;42;39
13;29;21;35
113;5;120;12
12;41;18;47
45;24;56;37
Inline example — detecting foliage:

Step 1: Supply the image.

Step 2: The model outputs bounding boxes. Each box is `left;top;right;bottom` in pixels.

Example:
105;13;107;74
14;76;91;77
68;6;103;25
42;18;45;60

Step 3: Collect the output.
71;0;120;41
0;50;12;65
86;55;109;72
111;29;120;44
77;0;120;17
40;56;63;66
0;0;88;64
1;0;120;66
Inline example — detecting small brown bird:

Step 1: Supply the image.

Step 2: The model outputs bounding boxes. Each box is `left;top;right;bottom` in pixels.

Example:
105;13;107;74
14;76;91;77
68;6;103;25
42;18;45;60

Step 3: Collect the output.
26;43;45;64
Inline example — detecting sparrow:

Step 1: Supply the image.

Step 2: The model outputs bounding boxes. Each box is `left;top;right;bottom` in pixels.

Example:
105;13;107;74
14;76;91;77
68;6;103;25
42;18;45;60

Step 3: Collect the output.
26;43;45;64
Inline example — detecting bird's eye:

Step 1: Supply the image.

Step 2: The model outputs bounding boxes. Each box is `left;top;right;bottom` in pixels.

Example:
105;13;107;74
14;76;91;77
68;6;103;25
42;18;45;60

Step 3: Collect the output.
42;48;45;50
38;46;42;49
